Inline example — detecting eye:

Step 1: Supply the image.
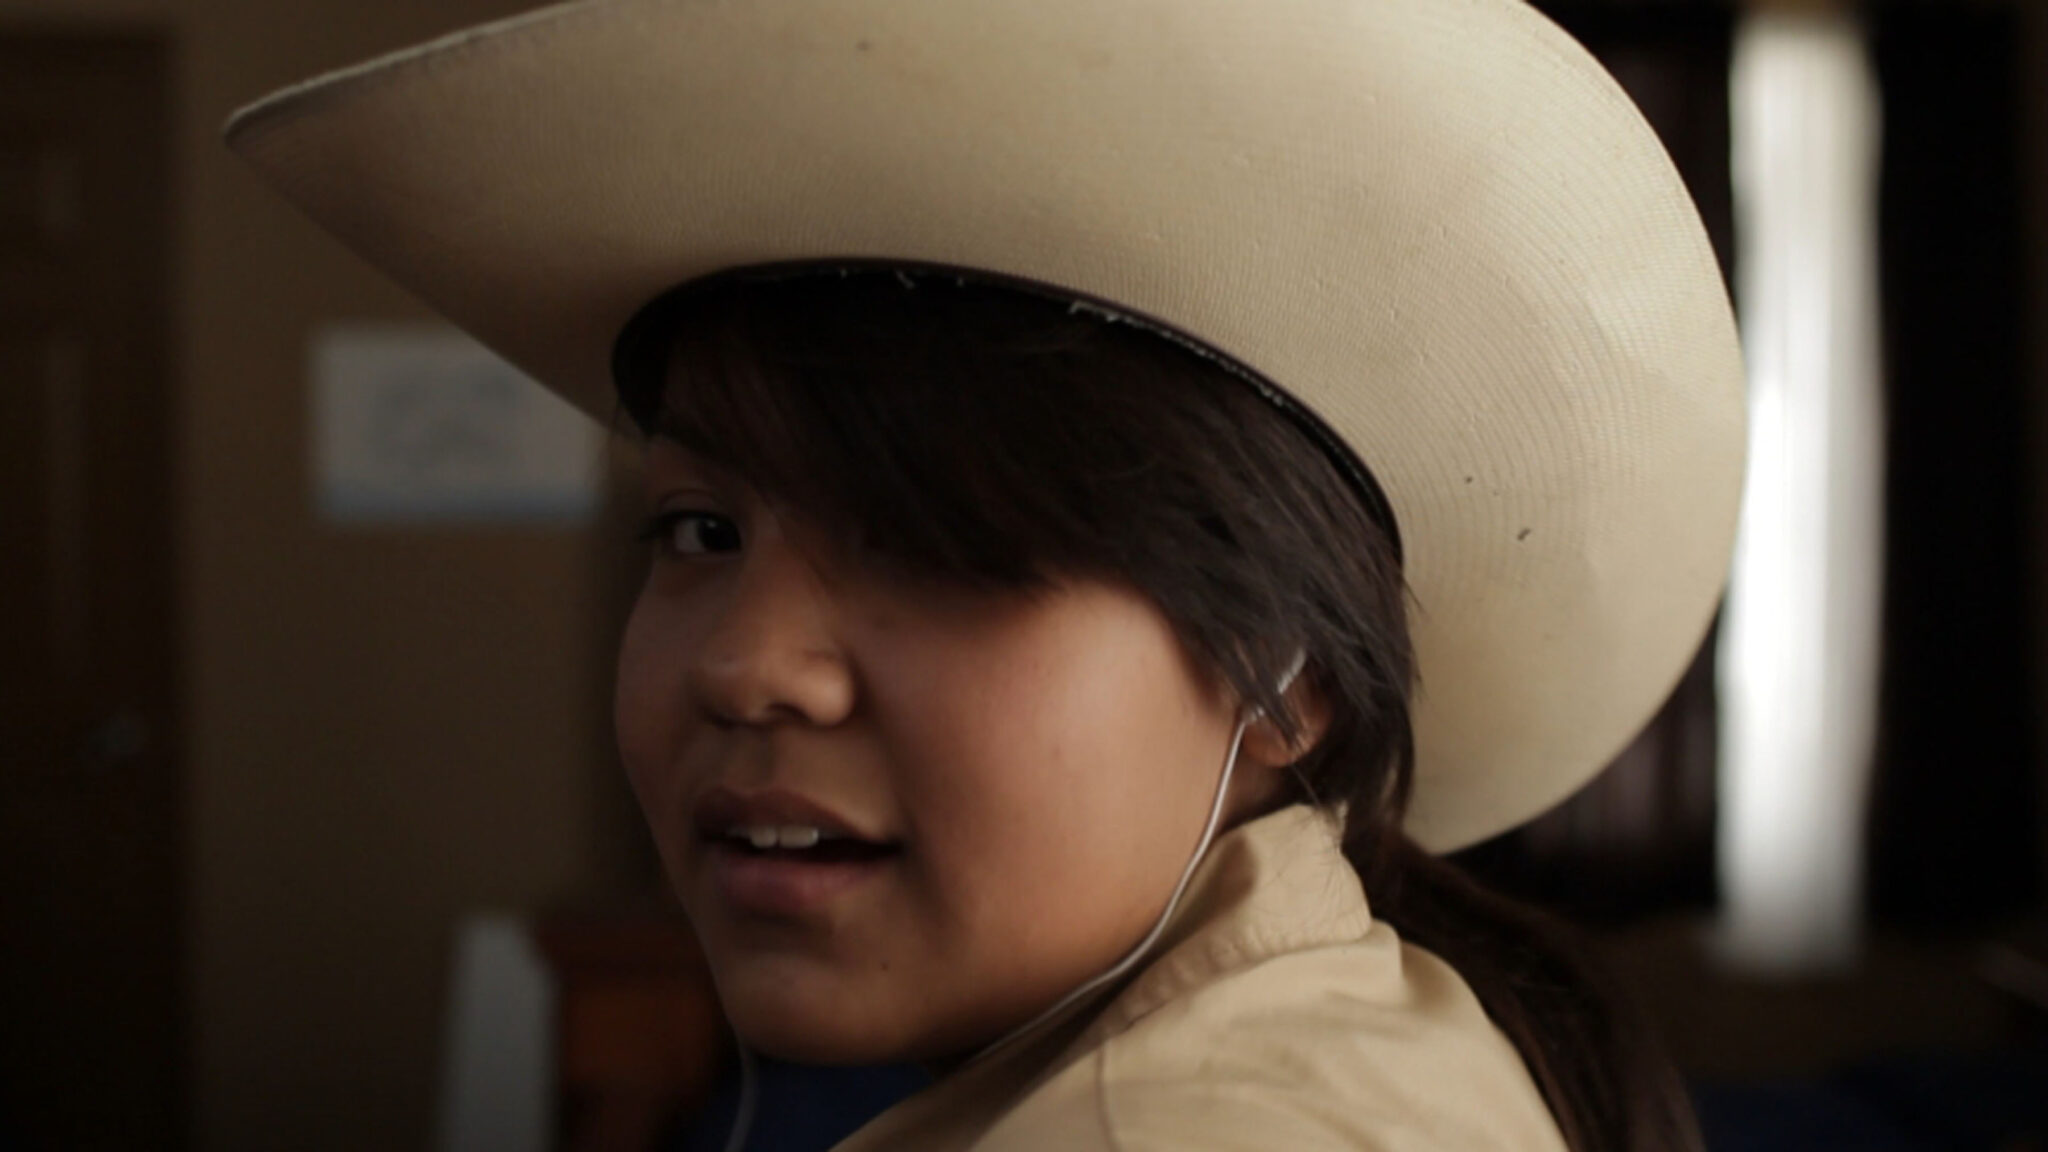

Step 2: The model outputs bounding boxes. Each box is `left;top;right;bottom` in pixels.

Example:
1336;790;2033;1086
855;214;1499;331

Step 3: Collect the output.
639;510;743;558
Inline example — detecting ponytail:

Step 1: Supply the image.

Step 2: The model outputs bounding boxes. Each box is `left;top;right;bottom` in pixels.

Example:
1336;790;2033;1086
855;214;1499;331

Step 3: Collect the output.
1352;830;1706;1152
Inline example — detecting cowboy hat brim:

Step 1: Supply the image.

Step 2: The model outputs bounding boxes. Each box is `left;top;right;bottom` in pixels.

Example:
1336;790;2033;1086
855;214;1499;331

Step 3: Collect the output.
225;0;1745;852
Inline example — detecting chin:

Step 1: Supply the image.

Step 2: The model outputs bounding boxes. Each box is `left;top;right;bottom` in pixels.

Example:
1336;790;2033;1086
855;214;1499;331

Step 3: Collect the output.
711;964;919;1065
722;995;911;1066
723;985;1033;1071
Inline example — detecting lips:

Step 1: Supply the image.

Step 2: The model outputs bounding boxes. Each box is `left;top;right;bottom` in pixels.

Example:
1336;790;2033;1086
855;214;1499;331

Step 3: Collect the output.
693;786;901;918
693;785;893;845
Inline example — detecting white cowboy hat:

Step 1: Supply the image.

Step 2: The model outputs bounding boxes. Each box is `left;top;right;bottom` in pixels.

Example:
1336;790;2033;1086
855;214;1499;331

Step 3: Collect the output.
225;0;1745;852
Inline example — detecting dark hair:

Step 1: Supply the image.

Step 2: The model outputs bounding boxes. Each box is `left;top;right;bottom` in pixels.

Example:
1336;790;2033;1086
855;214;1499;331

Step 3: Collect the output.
616;270;1704;1152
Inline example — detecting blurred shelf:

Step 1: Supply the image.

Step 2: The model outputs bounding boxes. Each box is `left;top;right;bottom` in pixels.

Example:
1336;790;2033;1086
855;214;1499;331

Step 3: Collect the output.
533;906;731;1152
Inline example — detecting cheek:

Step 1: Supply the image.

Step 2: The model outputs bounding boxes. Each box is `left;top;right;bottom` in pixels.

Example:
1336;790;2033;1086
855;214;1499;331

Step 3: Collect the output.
889;646;1222;959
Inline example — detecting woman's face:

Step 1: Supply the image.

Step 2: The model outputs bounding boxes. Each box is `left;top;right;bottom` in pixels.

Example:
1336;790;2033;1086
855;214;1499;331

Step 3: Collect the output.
615;438;1282;1064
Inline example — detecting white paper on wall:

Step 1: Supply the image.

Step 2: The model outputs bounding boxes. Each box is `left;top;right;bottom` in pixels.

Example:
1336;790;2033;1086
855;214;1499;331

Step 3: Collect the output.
312;325;601;525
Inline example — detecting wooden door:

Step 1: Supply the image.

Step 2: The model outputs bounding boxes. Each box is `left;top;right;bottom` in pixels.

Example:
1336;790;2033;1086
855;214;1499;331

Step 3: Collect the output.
0;33;181;1150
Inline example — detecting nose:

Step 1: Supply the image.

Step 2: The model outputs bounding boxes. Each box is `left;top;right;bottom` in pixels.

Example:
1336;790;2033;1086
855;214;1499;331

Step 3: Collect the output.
688;521;858;729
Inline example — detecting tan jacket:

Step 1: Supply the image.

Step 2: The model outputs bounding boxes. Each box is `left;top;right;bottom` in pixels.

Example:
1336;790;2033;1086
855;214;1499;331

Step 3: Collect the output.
833;805;1570;1151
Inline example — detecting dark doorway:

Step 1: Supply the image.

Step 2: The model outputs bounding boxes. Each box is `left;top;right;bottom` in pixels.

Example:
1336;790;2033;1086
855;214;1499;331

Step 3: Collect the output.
0;32;183;1150
1865;5;2039;929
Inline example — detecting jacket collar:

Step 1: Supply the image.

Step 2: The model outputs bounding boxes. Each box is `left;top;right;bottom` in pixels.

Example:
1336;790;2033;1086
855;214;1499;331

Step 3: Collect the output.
833;803;1374;1151
1070;802;1373;1046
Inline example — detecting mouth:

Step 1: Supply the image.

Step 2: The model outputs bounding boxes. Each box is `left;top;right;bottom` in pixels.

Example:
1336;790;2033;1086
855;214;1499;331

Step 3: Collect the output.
714;823;903;864
694;787;903;917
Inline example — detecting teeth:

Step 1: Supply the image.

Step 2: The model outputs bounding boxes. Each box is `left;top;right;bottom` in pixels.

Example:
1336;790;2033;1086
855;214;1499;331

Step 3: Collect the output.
729;824;829;850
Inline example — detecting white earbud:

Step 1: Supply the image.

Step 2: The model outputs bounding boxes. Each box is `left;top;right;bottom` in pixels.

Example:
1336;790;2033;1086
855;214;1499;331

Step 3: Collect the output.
1278;648;1308;693
1249;648;1309;721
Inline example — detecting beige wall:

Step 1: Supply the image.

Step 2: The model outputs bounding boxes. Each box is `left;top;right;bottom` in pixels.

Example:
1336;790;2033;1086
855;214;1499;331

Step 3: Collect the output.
3;0;655;1147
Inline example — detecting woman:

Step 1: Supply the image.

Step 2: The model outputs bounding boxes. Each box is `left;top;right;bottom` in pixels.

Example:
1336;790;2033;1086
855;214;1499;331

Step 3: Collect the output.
226;0;1745;1148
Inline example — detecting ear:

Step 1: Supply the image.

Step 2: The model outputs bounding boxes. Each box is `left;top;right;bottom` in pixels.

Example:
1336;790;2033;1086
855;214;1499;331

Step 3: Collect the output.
1240;674;1332;770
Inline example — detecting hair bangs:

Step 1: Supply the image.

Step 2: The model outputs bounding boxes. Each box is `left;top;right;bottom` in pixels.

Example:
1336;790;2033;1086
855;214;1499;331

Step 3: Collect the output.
623;273;1240;595
613;268;1409;746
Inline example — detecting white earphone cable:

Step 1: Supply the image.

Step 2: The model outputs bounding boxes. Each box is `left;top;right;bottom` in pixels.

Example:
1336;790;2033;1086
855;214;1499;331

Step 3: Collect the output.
720;1041;759;1152
965;649;1303;1067
962;709;1253;1068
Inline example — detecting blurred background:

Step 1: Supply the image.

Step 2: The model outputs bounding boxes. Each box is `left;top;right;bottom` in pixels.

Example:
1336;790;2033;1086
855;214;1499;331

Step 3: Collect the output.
4;0;2046;1148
